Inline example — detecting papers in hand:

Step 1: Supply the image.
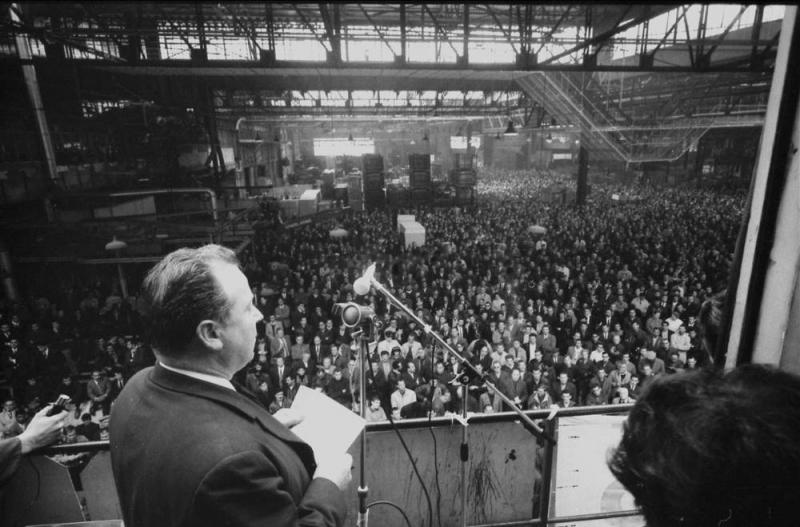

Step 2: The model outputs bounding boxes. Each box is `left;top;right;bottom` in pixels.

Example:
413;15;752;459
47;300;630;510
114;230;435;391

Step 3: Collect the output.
290;386;366;463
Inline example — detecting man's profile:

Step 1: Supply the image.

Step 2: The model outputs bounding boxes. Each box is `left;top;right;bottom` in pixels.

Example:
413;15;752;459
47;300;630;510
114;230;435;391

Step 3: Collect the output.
110;245;351;526
609;364;799;527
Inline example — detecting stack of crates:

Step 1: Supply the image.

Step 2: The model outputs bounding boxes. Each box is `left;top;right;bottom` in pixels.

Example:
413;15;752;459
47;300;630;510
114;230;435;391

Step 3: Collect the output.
362;154;385;209
409;153;432;205
450;153;477;203
347;174;363;211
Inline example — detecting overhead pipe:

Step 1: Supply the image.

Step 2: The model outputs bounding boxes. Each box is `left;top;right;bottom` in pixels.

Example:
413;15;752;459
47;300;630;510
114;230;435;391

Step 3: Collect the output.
108;188;219;221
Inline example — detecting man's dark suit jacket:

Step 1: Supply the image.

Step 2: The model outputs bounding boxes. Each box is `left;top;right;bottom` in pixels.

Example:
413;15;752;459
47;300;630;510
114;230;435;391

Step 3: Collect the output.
110;364;346;527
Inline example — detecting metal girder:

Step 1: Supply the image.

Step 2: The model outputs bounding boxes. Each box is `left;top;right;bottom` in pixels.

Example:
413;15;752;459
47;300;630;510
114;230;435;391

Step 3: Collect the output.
516;4;534;55
357;3;398;57
319;3;342;62
265;3;276;51
76;3;126;51
156;4;195;51
751;5;764;67
6;4;126;62
539;6;652;66
682;5;696;66
702;5;749;60
534;5;573;57
292;4;331;52
463;3;469;64
485;3;518;55
399;2;406;61
217;3;262;59
420;3;461;60
594;5;633;54
649;8;687;56
195;3;207;54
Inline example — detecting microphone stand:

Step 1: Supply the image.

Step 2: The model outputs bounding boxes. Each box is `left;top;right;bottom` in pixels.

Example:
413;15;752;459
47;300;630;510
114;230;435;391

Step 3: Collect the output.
353;318;379;527
365;274;555;446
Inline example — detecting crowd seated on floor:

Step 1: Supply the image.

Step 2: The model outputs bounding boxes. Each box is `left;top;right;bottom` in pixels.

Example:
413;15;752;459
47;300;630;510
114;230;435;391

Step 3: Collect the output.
0;167;743;440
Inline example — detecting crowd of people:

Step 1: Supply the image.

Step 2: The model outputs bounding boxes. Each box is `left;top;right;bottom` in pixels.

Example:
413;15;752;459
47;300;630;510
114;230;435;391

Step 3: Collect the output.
243;167;742;418
0;166;744;441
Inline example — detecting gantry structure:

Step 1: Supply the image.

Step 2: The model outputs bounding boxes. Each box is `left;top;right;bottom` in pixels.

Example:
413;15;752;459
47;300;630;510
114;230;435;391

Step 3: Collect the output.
0;3;781;164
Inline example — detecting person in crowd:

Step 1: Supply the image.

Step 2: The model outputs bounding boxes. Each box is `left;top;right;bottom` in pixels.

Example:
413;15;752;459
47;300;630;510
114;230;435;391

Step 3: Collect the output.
1;404;67;487
76;412;101;442
609;365;800;527
326;368;352;408
526;384;553;410
364;395;387;422
268;390;291;415
86;370;110;415
390;378;418;419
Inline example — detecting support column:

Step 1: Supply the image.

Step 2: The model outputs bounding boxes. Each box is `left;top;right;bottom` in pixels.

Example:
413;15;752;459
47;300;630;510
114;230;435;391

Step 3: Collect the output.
576;143;588;206
724;8;800;369
0;240;19;302
11;3;58;186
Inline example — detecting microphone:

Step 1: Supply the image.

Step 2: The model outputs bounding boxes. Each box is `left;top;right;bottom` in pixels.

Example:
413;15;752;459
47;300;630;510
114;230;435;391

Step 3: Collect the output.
334;302;375;327
353;263;376;296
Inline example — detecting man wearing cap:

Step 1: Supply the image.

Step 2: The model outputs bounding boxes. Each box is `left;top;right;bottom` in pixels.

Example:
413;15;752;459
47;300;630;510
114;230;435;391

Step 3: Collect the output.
110;245;350;527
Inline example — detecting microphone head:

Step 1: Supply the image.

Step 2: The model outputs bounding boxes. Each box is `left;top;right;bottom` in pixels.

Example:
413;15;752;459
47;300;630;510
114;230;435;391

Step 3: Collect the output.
353;276;371;296
341;303;363;327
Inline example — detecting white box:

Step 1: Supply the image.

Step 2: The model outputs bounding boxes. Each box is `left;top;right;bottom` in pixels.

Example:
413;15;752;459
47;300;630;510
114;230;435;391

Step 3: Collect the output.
397;214;416;233
402;221;426;248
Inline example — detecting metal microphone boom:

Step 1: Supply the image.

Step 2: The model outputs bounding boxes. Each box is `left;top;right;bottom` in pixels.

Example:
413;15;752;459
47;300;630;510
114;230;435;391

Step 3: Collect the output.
362;265;556;445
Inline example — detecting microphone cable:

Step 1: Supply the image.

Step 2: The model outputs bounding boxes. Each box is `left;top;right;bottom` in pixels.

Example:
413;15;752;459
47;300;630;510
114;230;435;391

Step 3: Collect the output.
427;341;443;527
366;500;413;527
386;409;434;527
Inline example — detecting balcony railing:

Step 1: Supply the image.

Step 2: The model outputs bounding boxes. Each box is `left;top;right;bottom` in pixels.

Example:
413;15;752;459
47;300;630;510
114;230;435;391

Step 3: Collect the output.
3;403;638;527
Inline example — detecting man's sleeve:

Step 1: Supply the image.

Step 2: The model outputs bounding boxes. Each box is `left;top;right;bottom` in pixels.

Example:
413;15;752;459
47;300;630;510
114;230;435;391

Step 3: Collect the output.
188;450;346;527
0;437;23;488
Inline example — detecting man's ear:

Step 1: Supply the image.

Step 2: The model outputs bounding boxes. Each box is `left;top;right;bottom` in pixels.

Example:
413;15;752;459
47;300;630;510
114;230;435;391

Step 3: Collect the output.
197;320;223;351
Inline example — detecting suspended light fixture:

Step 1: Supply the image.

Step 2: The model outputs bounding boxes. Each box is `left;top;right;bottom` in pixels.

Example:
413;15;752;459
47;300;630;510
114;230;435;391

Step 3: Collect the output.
545;133;553;142
504;120;518;136
348;132;354;141
423;131;429;142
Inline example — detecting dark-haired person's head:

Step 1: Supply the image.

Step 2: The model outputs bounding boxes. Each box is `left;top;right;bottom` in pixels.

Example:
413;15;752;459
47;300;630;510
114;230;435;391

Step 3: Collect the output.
608;365;800;527
140;244;263;376
698;290;725;363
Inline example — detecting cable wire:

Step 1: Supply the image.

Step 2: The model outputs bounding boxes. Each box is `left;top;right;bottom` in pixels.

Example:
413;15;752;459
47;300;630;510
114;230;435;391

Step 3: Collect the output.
386;410;434;527
367;500;413;527
428;341;443;527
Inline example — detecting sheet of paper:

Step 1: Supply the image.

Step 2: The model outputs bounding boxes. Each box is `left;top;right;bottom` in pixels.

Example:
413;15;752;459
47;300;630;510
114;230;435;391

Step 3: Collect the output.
290;385;365;463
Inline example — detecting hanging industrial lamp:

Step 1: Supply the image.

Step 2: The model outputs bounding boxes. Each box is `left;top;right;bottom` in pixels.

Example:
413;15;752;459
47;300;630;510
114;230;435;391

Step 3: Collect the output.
504;120;518;136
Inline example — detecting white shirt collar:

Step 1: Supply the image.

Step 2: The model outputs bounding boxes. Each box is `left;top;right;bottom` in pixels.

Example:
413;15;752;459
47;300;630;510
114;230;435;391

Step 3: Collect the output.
159;362;235;391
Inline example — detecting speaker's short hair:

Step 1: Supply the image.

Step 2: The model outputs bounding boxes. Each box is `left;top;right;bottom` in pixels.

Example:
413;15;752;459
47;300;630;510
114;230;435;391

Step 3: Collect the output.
140;244;238;356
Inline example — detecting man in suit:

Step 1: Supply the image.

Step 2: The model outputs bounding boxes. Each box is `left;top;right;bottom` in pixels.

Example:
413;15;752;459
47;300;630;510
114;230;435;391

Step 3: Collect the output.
270;355;291;389
87;370;111;414
290;335;311;363
268;327;291;363
110;245;350;527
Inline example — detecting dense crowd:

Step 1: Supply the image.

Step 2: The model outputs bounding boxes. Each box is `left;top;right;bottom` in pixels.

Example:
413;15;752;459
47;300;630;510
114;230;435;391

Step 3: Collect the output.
245;168;742;418
0;167;744;441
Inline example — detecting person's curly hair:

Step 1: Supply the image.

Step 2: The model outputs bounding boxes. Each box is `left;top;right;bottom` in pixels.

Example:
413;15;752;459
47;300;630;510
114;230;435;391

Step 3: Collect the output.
608;365;800;527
